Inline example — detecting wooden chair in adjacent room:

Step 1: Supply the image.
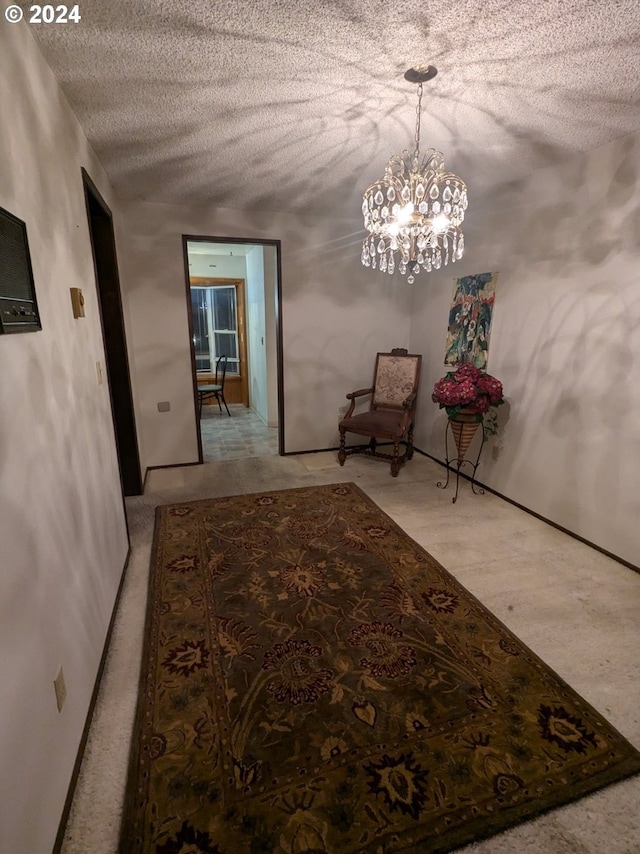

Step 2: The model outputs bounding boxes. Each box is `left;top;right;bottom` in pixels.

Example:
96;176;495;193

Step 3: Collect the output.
338;348;422;476
198;354;231;417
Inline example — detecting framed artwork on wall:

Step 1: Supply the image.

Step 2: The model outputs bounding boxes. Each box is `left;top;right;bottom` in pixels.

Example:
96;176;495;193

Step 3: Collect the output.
444;271;497;368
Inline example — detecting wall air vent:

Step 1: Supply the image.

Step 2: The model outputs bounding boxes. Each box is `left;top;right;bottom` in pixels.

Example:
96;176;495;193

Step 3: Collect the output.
0;206;41;334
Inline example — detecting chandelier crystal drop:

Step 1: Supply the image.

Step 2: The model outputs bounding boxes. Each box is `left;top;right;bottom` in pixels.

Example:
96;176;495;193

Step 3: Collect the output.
361;66;468;280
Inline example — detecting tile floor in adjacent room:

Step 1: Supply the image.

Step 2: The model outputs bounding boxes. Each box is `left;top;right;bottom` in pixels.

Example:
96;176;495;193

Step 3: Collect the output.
60;438;640;854
199;403;279;462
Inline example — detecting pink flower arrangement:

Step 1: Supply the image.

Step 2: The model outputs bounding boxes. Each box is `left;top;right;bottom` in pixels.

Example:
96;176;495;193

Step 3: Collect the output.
432;364;504;421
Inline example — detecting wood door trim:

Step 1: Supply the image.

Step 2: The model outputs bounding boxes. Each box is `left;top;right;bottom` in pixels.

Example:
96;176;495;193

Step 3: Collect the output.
183;235;284;462
81;168;142;497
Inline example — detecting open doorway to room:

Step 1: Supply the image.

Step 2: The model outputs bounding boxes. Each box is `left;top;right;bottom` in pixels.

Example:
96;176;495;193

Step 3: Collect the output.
183;237;284;463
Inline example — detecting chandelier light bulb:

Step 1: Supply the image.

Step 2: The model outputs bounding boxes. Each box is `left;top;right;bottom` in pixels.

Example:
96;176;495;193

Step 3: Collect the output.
431;212;451;233
361;66;468;280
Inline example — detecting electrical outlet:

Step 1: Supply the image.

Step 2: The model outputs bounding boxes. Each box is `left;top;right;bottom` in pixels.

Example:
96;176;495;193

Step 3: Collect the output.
54;667;67;712
157;401;171;412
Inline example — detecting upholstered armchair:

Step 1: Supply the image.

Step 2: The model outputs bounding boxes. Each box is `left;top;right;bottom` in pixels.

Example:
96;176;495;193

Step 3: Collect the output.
338;349;422;476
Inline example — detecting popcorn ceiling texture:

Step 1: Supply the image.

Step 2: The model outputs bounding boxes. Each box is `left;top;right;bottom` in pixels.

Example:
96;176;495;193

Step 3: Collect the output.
26;0;640;217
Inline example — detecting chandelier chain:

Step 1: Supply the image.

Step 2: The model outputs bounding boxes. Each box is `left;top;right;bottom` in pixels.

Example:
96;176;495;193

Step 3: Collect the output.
413;83;423;162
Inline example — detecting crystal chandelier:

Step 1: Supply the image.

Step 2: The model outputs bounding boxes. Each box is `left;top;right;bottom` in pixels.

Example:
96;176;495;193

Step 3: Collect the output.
361;66;468;282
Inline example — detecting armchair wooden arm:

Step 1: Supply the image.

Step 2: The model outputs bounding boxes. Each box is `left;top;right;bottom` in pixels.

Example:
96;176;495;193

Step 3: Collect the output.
344;387;374;419
395;392;418;432
402;391;417;409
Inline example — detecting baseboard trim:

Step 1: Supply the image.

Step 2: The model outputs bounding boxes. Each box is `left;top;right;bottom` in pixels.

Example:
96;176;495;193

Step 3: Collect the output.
52;545;132;854
416;449;639;574
282;442;392;457
146;461;202;470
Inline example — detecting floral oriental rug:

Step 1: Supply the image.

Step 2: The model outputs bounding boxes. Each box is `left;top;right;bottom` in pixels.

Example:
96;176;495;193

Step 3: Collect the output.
120;484;640;853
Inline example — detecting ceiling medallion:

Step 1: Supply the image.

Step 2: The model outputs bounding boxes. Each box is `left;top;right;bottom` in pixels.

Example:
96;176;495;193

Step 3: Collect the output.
361;66;468;282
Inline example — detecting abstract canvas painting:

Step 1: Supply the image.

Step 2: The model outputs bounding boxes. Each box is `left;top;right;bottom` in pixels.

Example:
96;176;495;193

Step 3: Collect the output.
444;272;498;368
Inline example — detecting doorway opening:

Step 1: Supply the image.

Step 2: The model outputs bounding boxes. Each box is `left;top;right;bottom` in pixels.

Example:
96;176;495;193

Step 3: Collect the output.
182;237;284;463
82;169;142;496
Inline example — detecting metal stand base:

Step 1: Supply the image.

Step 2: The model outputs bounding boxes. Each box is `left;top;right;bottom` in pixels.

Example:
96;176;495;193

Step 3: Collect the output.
436;420;486;503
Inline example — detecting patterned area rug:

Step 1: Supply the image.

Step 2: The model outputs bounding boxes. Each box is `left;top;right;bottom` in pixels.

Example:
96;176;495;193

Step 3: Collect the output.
121;484;640;853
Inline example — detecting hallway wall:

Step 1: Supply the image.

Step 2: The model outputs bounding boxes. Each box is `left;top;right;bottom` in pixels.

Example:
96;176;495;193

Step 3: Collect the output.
0;9;130;853
409;133;640;566
117;200;412;469
245;245;269;424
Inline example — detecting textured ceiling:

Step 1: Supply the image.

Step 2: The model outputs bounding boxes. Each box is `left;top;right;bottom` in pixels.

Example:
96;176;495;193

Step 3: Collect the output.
24;0;640;220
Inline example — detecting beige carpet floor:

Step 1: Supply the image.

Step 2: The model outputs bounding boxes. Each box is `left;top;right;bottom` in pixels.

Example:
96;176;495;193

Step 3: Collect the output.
60;434;640;853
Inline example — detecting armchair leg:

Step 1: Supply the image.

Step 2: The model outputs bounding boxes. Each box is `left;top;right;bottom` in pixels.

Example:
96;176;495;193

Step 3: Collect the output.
391;443;401;477
338;429;346;466
406;423;415;460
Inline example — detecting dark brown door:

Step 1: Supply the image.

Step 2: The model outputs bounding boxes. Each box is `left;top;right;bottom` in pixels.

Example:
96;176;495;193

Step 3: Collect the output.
82;169;142;496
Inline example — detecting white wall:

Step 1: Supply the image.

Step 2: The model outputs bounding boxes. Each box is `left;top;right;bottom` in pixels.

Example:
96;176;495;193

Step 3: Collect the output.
187;250;247;279
246;246;268;422
410;133;640;566
264;246;279;427
0;9;130;853
118;201;412;466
